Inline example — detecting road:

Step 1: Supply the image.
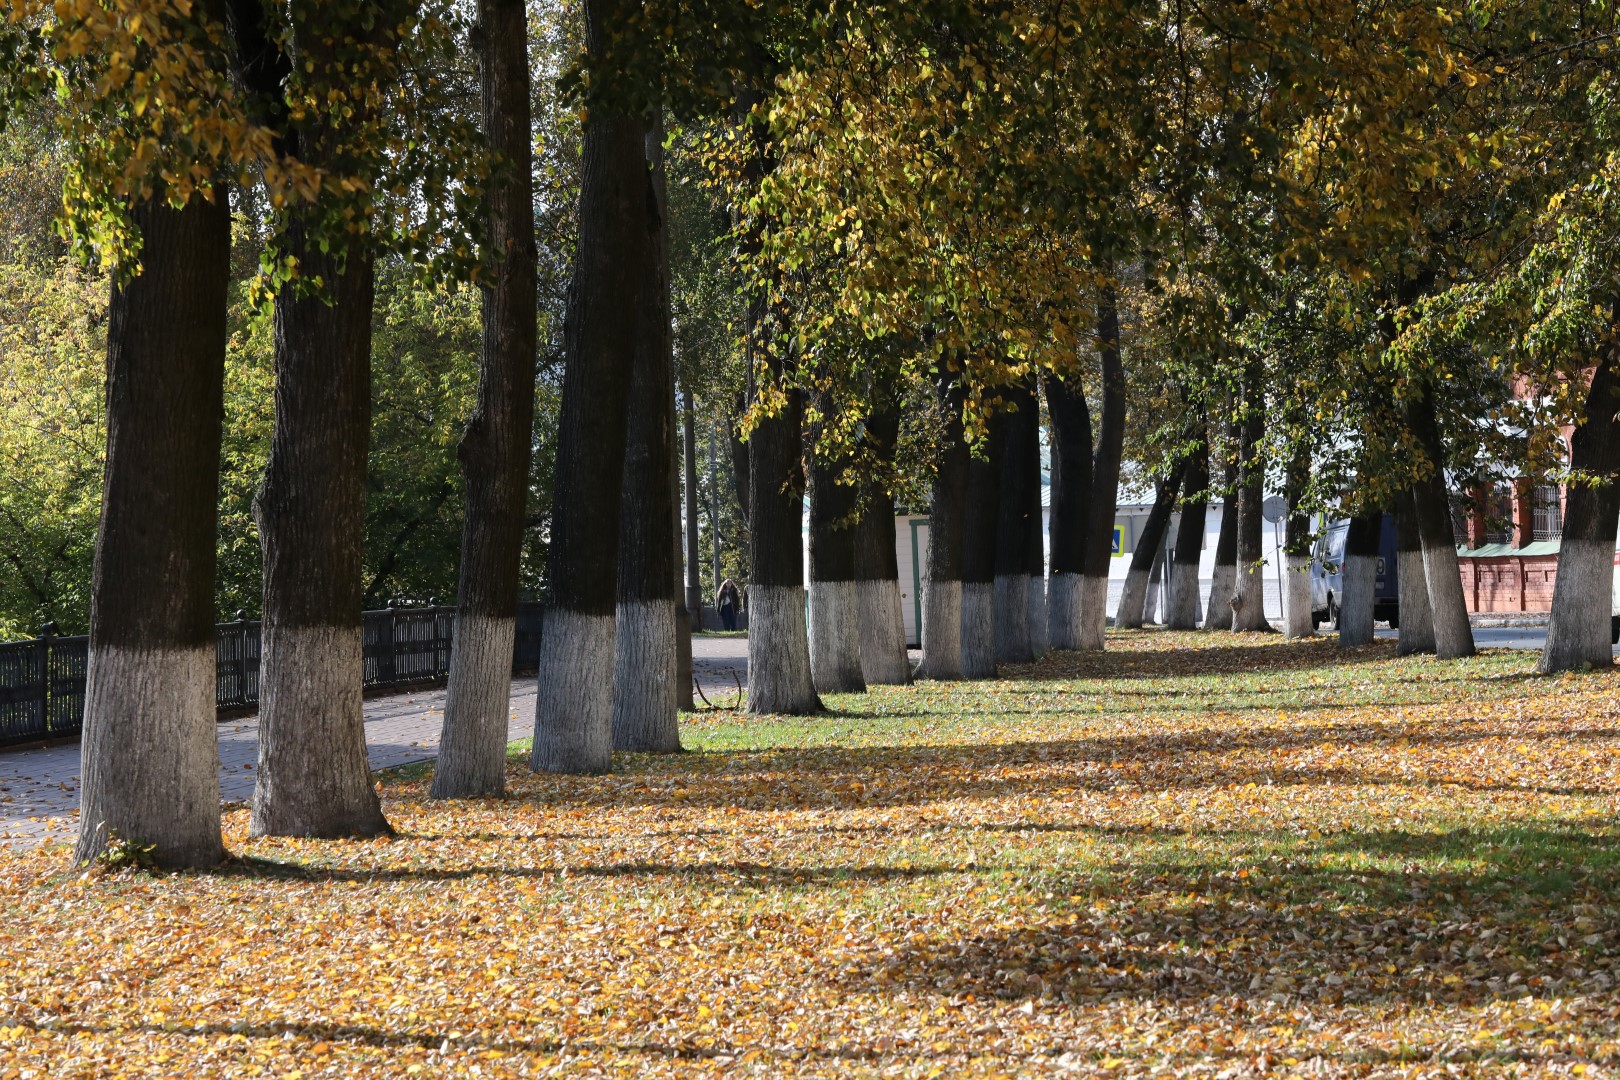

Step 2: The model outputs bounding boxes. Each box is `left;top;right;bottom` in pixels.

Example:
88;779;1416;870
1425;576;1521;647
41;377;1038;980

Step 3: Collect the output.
1374;624;1589;652
1;634;751;849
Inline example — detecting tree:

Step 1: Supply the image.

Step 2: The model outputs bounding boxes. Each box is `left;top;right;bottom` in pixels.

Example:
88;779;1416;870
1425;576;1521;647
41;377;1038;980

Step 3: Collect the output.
916;366;968;680
853;402;910;684
1045;370;1091;647
612;123;682;753
531;0;652;770
807;388;866;694
76;192;231;868
433;0;540;798
960;414;1002;678
1166;435;1208;630
993;380;1037;663
1077;284;1125;650
1117;466;1183;630
1230;367;1272;632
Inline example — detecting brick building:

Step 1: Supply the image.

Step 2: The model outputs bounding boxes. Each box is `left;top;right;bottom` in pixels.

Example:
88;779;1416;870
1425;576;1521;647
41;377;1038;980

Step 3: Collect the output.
1453;475;1567;613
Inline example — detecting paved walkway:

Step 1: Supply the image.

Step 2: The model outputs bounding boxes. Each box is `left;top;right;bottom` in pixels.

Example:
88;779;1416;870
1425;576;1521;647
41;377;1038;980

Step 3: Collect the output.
1;634;750;849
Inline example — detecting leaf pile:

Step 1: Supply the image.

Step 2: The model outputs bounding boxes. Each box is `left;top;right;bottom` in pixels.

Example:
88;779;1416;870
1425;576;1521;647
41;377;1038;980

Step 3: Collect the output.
1;631;1617;1076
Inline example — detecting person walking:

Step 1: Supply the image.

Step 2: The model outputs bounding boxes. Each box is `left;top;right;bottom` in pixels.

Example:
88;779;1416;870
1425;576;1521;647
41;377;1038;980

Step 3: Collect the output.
716;578;741;632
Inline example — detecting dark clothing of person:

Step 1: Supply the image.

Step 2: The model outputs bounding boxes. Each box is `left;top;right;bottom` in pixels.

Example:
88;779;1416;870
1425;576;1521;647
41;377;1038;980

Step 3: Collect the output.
716;579;741;632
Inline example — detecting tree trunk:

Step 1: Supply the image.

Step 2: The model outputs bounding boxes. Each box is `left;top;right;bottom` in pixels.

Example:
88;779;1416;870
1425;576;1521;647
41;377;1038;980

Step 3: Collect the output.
994;384;1036;663
1117;466;1184;629
960;419;1002;677
746;378;819;712
1394;487;1436;655
75;194;230;869
1143;524;1168;624
916;367;967;679
612;123;680;753
1282;440;1314;638
807;393;866;695
433;0;538;798
673;397;694;711
1540;345;1620;673
1204;451;1239;631
1026;423;1049;658
530;0;648;771
1078;286;1125;650
1045;370;1091;648
855;407;910;685
683;391;703;630
1167;434;1209;629
252;223;390;836
1231;381;1272;632
1406;391;1477;659
1337;511;1381;647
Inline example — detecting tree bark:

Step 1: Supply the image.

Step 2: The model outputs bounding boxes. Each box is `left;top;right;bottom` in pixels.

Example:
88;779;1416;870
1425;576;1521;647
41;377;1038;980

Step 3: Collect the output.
673;394;694;711
1282;439;1314;638
433;0;538;798
1394;487;1436;655
1045;370;1091;648
1025;405;1048;658
530;0;649;771
75;193;230;869
854;406;909;684
1204;448;1239;631
1337;511;1381;647
994;382;1036;663
1231;377;1272;632
1540;343;1620;673
1117;466;1184;629
1143;524;1168;624
1167;433;1209;629
960;417;1002;677
916;367;967;679
612;122;680;753
683;391;703;630
1078;285;1125;650
807;390;866;694
1406;391;1477;659
252;221;389;836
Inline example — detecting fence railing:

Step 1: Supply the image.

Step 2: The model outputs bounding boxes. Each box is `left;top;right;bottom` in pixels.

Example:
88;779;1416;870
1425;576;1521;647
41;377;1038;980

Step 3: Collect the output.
0;600;544;749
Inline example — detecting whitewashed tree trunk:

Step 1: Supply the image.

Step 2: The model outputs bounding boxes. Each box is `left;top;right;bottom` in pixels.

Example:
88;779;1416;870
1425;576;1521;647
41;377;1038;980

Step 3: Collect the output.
1338;513;1380;647
857;579;910;684
993;573;1032;663
612;599;680;752
436;614;517;794
1167;561;1202;629
533;608;616;771
1406;394;1476;659
960;582;997;678
74;194;229;869
1540;349;1620;672
1027;575;1048;657
1076;574;1110;651
79;645;223;867
748;584;819;713
1143;534;1167;624
810;580;866;693
1284;553;1314;639
917;580;963;680
1394;491;1436;656
1047;573;1082;650
1116;567;1150;630
1204;563;1236;631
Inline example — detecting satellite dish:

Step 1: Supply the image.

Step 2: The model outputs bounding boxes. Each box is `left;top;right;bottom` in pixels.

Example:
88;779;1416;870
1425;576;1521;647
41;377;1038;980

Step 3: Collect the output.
1261;495;1289;523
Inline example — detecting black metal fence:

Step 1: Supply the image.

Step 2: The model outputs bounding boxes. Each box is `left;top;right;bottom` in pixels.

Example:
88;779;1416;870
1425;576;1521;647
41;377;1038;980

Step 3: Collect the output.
0;601;544;749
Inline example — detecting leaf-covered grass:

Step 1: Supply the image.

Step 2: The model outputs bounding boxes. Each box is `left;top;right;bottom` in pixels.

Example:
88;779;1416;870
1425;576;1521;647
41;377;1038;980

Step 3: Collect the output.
3;630;1619;1076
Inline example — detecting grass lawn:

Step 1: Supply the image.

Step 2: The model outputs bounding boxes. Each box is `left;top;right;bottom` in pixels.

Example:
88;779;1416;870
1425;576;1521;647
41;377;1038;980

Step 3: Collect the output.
3;630;1618;1076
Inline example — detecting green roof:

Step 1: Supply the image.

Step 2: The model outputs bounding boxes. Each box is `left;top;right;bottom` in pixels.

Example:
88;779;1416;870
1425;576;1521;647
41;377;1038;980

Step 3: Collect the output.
1455;540;1561;558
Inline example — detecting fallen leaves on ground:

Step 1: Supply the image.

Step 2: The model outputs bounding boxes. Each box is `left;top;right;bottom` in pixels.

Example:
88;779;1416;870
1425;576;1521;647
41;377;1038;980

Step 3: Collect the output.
1;631;1618;1077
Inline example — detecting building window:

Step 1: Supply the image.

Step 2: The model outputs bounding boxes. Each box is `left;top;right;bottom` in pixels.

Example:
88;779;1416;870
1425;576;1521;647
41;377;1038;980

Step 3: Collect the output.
1532;484;1562;541
1482;484;1514;545
1451;497;1470;546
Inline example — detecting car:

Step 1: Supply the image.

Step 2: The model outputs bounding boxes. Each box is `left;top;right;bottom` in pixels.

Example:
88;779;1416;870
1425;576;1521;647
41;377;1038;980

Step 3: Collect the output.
1310;515;1400;630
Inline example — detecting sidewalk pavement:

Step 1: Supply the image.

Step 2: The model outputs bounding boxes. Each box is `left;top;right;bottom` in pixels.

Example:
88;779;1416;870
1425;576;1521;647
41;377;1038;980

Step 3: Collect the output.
1;634;751;850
